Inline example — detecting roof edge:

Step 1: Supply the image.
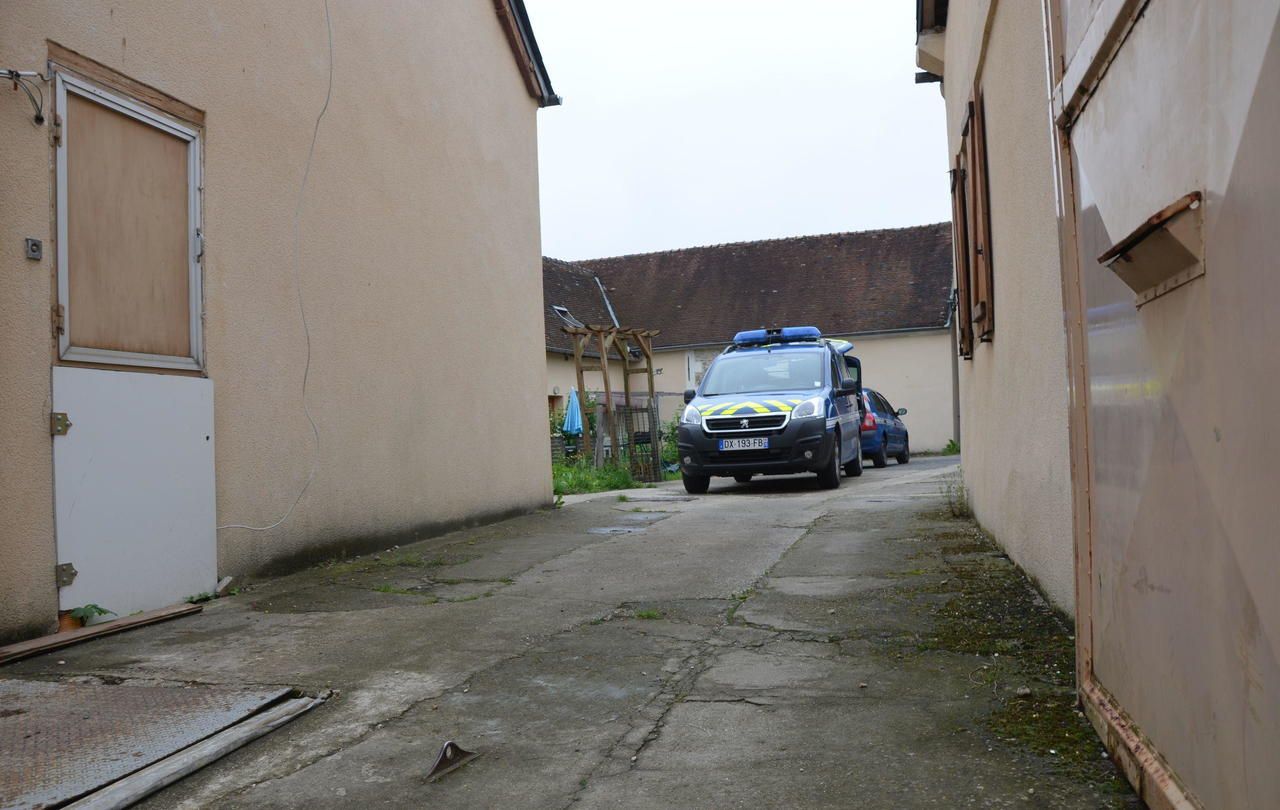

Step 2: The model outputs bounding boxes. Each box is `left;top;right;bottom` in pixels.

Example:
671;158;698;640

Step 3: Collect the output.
573;222;952;266
545;324;952;354
495;0;561;107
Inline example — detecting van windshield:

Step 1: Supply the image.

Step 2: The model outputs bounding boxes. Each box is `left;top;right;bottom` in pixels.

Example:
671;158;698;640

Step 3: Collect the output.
701;350;826;396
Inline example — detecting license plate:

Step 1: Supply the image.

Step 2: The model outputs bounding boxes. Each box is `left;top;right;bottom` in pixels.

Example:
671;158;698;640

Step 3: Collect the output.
718;437;769;451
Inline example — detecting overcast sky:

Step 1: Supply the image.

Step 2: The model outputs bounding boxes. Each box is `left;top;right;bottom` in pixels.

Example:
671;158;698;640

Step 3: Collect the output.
526;1;952;261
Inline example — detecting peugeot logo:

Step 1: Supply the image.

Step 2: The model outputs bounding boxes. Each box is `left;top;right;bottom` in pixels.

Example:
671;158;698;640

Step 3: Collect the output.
740;419;750;429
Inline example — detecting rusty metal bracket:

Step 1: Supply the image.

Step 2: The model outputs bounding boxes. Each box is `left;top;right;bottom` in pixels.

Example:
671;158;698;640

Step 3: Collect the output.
50;412;72;436
426;740;479;782
55;562;77;587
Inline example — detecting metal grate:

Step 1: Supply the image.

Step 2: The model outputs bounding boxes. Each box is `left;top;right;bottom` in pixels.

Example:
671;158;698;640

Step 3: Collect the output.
614;403;662;483
0;679;289;809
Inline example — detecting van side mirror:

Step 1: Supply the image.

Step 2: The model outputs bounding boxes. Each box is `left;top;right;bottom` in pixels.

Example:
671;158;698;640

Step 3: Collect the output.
838;380;859;396
683;389;697;404
845;356;861;384
896;407;908;416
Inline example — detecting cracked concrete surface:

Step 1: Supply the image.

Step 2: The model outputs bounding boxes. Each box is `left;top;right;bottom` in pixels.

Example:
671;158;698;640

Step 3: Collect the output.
4;457;1137;807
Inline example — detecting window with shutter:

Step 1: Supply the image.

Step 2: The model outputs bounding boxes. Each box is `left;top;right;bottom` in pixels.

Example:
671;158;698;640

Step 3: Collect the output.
951;90;995;354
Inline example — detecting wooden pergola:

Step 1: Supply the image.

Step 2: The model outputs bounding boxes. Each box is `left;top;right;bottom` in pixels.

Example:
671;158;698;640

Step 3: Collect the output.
562;324;660;462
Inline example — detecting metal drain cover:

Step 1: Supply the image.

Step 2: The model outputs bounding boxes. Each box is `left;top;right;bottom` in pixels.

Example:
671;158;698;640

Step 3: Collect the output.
0;679;289;809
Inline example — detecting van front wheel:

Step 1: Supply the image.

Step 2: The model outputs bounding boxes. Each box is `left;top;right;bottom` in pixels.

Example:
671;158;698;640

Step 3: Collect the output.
683;472;711;494
817;434;842;489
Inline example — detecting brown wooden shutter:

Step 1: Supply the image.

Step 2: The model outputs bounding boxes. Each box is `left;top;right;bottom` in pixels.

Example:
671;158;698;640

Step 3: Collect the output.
949;154;973;358
969;90;995;340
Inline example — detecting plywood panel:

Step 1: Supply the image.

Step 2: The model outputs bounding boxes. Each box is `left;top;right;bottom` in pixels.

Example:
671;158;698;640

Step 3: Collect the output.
67;92;190;358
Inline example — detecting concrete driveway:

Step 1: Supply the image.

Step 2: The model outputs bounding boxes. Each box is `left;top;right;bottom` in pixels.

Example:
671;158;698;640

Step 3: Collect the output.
5;457;1136;808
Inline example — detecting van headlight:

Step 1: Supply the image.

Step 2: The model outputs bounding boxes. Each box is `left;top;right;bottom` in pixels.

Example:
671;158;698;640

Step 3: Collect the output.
680;404;703;425
791;397;825;420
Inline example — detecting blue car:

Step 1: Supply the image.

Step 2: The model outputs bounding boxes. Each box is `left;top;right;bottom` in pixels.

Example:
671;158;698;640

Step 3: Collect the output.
859;388;909;467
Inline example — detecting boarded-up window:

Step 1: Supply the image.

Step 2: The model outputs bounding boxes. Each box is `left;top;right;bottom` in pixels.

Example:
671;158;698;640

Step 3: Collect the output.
56;73;202;370
951;91;995;352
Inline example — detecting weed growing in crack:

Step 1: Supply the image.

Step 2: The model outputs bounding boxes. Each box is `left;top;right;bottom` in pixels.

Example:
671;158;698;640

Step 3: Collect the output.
371;584;417;596
634;609;663;620
942;471;973;518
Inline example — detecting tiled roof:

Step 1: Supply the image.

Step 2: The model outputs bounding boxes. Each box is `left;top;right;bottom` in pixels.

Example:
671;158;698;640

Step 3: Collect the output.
543;223;954;351
542;258;618;353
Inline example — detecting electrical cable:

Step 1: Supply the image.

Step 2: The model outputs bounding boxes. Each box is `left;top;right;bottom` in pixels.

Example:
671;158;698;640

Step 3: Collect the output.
217;0;332;532
5;70;45;124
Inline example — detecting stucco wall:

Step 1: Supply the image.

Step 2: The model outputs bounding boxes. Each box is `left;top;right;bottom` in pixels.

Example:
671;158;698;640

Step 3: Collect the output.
833;330;955;452
937;0;1076;609
0;31;58;640
0;0;550;639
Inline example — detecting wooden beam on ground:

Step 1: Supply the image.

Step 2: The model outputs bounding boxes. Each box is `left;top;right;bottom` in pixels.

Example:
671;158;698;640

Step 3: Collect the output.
0;603;202;665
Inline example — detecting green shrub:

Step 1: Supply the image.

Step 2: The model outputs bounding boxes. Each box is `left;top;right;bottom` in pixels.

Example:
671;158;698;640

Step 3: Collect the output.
660;411;681;466
552;459;640;495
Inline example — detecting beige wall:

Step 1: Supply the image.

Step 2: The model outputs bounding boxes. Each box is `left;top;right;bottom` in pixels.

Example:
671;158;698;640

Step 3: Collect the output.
930;0;1076;609
0;35;58;640
834;330;955;452
0;1;550;641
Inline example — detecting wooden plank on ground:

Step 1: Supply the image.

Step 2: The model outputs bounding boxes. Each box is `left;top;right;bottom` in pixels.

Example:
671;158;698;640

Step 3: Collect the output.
0;603;202;666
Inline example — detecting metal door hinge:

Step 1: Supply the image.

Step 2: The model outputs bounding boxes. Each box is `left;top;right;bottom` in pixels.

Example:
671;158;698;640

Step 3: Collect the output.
194;228;205;262
50;412;72;436
51;304;64;337
52;112;62;146
55;562;77;587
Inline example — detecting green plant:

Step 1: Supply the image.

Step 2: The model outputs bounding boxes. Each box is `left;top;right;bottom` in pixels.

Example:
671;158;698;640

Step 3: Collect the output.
660;411;682;466
943;472;972;518
634;609;663;620
617;494;629;502
552;493;565;509
942;438;961;456
69;603;115;622
552;459;640;495
185;592;216;604
372;584;416;595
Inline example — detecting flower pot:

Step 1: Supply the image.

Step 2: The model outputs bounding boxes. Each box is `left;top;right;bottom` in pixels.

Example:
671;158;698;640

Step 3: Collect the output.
58;610;84;633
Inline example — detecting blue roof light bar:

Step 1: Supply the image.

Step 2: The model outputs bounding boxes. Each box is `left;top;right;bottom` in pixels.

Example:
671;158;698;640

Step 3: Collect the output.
732;329;769;346
779;326;822;341
732;326;823;347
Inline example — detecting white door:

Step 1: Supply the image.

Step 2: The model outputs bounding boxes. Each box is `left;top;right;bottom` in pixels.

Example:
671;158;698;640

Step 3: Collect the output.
53;368;217;615
51;71;214;616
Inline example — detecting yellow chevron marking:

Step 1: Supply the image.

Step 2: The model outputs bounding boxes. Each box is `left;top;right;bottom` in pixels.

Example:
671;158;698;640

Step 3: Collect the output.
722;401;770;415
701;402;732;415
787;398;803;405
764;400;793;411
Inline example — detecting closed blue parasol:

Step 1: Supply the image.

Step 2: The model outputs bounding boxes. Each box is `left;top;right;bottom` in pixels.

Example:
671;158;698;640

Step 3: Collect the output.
562;388;584;435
